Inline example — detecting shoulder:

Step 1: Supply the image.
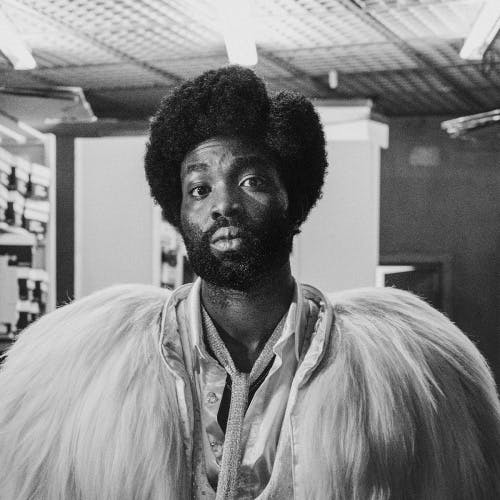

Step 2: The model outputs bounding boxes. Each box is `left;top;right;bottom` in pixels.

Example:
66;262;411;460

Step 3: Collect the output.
324;286;494;386
57;283;171;317
2;284;172;372
26;283;169;328
0;284;188;498
327;286;474;348
328;285;445;318
300;286;500;498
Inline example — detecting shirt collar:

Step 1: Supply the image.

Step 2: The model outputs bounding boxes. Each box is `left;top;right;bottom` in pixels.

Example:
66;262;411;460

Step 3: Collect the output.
186;277;306;363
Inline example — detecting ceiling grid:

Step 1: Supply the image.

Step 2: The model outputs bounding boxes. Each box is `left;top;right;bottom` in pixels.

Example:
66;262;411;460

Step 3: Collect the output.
0;0;498;120
3;0;184;83
337;0;487;109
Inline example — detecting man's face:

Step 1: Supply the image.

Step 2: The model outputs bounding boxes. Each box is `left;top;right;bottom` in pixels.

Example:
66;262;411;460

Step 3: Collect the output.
179;137;294;290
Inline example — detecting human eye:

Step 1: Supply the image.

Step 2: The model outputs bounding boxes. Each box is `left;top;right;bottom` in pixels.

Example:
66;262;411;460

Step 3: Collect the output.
189;184;211;199
240;175;265;189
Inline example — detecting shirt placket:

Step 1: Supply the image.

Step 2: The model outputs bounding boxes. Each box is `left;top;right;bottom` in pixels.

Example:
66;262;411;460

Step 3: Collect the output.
199;353;227;470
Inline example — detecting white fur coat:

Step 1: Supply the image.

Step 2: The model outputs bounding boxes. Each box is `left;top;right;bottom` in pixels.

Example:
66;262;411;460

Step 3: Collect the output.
0;284;499;499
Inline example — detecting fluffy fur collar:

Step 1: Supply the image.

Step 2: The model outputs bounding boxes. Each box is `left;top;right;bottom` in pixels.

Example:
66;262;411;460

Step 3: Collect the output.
0;284;499;499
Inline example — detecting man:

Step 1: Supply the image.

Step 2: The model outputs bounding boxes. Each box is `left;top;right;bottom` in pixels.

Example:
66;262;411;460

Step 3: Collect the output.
1;66;500;500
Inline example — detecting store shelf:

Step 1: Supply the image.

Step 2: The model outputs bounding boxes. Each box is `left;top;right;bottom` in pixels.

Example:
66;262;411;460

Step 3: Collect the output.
0;120;55;340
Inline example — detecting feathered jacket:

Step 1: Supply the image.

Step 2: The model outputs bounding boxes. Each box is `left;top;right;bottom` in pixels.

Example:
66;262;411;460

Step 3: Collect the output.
0;282;499;500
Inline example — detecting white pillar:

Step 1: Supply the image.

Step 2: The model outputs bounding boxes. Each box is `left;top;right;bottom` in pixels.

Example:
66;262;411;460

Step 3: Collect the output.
291;102;389;294
74;136;160;298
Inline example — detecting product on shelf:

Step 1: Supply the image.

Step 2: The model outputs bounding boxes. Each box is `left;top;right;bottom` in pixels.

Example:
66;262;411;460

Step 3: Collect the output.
23;199;50;237
16;300;40;331
0;223;35;265
0;141;52;348
0;184;7;222
17;266;35;301
0;262;49;339
0;223;48;339
32;268;49;315
0;255;18;338
10;156;30;196
5;190;25;227
0;152;10;188
29;163;50;200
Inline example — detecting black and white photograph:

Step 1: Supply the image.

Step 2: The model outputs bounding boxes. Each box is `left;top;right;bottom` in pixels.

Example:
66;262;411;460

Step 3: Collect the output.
0;0;499;498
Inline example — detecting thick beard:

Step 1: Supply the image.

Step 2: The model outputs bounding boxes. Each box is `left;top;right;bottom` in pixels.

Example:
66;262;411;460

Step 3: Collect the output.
180;210;294;291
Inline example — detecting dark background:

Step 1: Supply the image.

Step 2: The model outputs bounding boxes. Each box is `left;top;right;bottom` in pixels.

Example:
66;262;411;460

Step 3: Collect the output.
380;116;500;384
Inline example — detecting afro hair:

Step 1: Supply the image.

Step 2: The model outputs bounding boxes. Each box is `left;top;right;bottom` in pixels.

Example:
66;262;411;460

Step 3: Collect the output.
144;65;328;230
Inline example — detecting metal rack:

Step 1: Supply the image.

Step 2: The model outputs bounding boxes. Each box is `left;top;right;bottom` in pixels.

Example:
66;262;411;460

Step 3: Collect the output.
0;112;55;351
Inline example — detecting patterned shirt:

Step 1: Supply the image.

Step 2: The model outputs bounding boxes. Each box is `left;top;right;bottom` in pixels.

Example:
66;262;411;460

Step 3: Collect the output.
184;278;318;498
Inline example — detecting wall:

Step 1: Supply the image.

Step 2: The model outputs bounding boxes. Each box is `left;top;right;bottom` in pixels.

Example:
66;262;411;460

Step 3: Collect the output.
292;103;388;294
294;140;381;293
74;136;161;298
380;116;500;381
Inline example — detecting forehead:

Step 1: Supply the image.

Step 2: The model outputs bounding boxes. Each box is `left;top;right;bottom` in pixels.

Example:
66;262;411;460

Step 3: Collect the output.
180;137;276;179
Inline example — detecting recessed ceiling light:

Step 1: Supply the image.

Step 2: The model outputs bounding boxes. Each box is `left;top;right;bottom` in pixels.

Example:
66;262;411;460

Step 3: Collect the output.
216;0;258;67
460;0;500;60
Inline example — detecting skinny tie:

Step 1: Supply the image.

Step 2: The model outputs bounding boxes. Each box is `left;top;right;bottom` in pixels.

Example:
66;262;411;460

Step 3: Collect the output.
201;308;287;500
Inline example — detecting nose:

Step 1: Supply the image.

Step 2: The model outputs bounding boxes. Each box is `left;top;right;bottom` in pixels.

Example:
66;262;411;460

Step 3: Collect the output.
211;184;241;220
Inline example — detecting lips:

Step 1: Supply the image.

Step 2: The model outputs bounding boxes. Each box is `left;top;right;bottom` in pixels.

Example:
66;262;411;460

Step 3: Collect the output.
210;226;241;244
210;226;244;252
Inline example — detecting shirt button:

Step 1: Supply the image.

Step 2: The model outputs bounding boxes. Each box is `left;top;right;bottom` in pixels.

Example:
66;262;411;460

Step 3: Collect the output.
206;391;218;404
210;441;224;462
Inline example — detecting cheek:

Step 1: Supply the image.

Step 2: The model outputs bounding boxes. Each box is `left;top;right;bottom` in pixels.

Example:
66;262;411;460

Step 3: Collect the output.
180;200;213;238
247;195;289;228
179;214;202;246
277;189;289;213
248;178;288;212
272;175;289;213
264;186;289;217
179;201;197;234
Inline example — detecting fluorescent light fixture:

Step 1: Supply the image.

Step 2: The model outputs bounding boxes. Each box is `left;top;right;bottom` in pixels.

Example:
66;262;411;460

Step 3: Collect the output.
441;109;500;137
328;70;338;89
0;7;36;70
0;110;40;143
216;0;258;66
460;0;500;60
0;123;26;144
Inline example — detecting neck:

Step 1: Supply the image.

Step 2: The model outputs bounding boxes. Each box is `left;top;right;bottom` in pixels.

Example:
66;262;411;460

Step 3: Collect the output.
201;262;295;371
